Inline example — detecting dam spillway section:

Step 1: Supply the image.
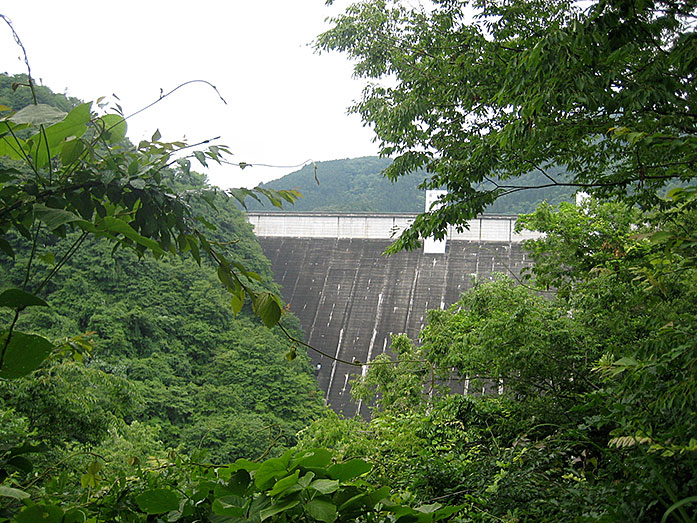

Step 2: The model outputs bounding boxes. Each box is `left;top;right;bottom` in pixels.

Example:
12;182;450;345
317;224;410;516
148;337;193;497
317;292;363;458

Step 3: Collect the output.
246;212;541;416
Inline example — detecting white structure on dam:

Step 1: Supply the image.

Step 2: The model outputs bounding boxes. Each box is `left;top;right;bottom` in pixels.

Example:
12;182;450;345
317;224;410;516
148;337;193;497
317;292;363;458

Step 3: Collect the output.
246;212;542;244
246;211;540;416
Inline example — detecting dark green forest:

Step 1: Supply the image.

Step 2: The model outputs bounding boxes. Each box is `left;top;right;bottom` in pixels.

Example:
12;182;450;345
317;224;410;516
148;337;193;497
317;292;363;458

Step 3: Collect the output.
248;158;574;215
2;0;697;520
0;177;323;464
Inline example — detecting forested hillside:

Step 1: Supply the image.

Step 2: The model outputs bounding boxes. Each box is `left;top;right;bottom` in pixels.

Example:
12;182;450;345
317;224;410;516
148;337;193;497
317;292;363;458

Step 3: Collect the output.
0;172;324;463
248;157;574;214
0;74;323;467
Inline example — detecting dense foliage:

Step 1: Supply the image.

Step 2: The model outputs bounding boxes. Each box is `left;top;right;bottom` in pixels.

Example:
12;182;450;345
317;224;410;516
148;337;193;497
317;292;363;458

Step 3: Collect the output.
249;157;574;214
0;69;443;521
299;197;697;521
0;172;324;462
3;0;697;518
319;0;697;251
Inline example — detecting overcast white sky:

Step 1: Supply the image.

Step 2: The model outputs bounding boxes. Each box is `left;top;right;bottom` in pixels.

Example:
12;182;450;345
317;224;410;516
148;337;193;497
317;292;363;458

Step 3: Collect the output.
0;1;379;189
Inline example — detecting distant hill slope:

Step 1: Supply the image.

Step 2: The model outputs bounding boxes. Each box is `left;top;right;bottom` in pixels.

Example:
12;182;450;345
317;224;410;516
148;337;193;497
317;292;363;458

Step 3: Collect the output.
248;157;575;214
248;157;425;212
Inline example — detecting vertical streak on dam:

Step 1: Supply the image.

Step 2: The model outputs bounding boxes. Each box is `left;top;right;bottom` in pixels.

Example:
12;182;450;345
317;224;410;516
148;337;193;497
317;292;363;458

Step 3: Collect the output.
247;213;539;416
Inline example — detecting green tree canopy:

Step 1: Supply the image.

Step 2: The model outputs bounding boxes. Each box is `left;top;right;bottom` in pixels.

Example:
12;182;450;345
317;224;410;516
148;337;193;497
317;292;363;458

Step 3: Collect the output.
319;0;697;250
0;69;303;381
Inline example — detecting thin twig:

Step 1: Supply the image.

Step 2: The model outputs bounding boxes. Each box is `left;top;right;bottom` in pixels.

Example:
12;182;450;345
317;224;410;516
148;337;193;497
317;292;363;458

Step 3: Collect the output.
33;231;89;295
0;15;37;104
124;80;227;123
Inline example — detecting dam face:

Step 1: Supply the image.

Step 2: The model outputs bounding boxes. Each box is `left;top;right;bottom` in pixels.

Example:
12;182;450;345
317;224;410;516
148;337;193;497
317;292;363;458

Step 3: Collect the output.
247;212;539;417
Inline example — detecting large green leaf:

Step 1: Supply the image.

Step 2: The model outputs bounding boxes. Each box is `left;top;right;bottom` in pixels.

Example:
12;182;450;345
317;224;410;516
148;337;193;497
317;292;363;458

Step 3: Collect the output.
30;103;91;167
290;448;332;470
212;495;248;516
309;479;340;495
327;459;372;481
33;203;81;230
60;137;85;165
217;264;239;292
0;237;14;258
431;504;462;521
254;457;289;489
0;485;30;500
45;103;91;145
268;470;300;497
135;488;180;514
305;499;338;523
252;292;282;328
100;217;166;255
15;504;64;523
259;499;300;521
231;289;245;316
0;330;54;379
8;104;67;125
0;288;48;308
0;133;26;160
98;114;127;143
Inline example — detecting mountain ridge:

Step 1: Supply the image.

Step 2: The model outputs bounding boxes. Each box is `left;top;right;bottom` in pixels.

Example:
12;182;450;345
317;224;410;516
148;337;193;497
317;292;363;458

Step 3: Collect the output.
248;156;575;214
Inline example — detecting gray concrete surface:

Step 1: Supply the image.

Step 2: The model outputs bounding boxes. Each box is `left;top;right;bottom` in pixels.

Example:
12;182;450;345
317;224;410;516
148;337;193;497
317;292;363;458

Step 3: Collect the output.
249;213;534;417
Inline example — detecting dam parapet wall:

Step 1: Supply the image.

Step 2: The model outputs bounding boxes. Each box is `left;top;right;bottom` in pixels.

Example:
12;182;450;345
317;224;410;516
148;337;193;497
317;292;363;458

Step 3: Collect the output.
246;212;543;243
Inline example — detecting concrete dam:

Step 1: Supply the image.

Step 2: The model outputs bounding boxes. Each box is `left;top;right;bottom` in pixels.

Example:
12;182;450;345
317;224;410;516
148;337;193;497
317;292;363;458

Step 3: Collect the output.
247;211;541;417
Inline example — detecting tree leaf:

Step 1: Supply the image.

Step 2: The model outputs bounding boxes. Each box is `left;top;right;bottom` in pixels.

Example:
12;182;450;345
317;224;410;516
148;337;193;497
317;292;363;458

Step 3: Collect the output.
227;469;252;495
290;448;332;470
268;470;300;497
0;485;30;500
98;114;127;143
0;288;48;308
253;292;282;328
0;237;15;258
217;264;238;292
194;150;208;167
231;289;245;316
100;217;166;255
259;499;300;521
415;502;442;513
33;203;81;230
0;132;28;160
650;231;672;243
32;103;91;166
305;499;338;523
0;330;54;379
309;479;340;495
8;104;67;125
135;488;180;514
212;495;248;516
327;459;372;481
129;178;146;189
38;251;56;265
254;457;288;489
